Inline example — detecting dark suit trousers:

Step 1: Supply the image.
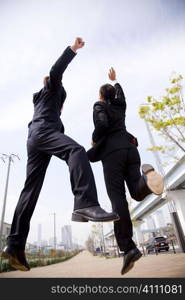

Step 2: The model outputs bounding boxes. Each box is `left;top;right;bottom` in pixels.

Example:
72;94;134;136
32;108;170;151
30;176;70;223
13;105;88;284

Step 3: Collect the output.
8;127;99;250
102;146;151;253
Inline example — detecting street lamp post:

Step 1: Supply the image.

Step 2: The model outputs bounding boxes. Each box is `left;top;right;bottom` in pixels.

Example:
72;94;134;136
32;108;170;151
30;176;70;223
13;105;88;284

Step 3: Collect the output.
100;223;106;255
144;120;165;177
52;212;57;251
0;154;20;250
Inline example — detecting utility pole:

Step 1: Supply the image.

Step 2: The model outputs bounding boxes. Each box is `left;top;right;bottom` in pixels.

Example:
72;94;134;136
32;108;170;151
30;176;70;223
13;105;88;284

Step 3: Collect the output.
52;212;56;251
144;120;165;177
0;154;20;250
140;106;185;253
101;223;106;255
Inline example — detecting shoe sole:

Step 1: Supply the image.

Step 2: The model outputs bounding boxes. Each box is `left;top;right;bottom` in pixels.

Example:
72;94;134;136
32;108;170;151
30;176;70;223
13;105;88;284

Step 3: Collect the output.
71;213;120;223
2;251;30;271
146;171;164;195
142;164;164;195
121;252;142;275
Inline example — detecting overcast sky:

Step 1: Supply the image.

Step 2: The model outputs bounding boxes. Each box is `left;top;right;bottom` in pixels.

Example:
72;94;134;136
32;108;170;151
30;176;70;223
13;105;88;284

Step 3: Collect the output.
0;0;185;246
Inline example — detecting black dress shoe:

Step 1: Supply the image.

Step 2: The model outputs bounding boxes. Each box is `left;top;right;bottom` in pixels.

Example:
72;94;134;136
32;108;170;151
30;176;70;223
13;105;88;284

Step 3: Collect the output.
121;248;142;275
72;206;120;222
2;246;30;271
142;164;164;195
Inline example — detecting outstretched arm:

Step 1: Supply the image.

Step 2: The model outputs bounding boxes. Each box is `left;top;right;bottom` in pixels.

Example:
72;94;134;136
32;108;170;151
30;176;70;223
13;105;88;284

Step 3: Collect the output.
109;67;126;108
49;37;85;88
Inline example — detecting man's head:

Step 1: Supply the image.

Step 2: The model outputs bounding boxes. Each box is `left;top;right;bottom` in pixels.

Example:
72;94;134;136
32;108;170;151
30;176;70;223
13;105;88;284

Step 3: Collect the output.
99;84;116;102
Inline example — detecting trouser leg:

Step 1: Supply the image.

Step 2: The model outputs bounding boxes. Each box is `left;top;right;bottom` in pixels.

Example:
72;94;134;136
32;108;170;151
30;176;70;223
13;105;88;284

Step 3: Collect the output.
35;130;99;210
8;128;99;250
8;144;51;250
125;147;152;201
102;150;136;253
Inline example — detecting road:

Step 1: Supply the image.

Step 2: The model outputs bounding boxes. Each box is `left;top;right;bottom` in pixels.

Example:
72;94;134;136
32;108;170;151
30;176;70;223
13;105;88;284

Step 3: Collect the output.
0;250;185;278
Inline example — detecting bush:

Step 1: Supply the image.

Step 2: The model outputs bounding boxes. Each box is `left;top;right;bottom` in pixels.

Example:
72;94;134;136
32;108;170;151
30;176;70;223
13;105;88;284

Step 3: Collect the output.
0;261;15;272
0;250;80;273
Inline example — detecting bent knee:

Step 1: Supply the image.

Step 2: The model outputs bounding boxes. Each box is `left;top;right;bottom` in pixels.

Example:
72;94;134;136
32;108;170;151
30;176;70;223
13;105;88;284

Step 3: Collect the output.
75;145;85;152
71;144;86;156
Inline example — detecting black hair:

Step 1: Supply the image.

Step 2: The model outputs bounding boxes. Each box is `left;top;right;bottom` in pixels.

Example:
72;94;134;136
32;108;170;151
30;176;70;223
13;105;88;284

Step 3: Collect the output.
99;84;116;101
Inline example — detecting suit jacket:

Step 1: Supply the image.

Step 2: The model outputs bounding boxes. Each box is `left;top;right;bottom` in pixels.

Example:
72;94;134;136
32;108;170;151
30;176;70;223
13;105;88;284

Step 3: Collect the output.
28;46;76;134
87;83;138;162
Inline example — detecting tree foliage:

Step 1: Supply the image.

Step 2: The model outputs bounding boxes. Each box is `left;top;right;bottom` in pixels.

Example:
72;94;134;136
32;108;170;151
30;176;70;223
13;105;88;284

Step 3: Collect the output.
85;235;95;253
85;223;104;253
138;74;185;159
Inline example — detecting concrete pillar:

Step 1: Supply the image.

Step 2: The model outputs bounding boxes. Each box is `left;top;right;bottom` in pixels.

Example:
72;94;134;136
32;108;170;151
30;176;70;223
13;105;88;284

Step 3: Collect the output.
168;190;185;235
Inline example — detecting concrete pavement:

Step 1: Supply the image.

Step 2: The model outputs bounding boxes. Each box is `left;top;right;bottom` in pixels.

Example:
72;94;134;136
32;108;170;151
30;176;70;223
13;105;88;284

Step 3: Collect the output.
0;250;185;278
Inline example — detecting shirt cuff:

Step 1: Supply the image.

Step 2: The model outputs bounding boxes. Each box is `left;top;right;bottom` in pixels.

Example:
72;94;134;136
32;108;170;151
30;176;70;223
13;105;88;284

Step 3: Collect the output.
70;46;77;54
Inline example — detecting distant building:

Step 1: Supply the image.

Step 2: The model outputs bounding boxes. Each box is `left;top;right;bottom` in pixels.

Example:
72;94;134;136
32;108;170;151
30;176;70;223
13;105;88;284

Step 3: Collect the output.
49;237;57;248
146;215;156;231
61;225;72;250
26;242;37;253
155;210;166;228
40;240;48;247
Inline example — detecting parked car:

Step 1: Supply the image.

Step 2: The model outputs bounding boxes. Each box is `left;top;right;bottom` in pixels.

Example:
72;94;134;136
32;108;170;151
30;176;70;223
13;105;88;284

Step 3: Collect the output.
95;247;102;254
146;236;169;254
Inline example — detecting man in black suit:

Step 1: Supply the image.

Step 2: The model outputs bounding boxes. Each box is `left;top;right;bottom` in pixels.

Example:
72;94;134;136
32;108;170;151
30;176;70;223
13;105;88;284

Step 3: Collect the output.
88;68;164;275
2;39;118;271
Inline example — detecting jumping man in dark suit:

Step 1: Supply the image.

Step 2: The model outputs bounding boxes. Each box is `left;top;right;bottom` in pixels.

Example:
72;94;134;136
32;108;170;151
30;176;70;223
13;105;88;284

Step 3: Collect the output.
2;39;119;271
88;67;164;275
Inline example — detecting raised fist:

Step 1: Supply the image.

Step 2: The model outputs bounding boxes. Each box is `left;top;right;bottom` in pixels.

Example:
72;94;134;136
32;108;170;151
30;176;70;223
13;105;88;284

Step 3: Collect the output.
71;37;85;52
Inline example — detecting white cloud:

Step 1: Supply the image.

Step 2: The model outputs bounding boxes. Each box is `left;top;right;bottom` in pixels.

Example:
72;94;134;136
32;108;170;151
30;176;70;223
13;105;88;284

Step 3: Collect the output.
0;98;33;131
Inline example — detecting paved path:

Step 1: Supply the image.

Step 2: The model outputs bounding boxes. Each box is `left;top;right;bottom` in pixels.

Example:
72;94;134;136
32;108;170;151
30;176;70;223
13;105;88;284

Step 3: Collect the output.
0;250;185;278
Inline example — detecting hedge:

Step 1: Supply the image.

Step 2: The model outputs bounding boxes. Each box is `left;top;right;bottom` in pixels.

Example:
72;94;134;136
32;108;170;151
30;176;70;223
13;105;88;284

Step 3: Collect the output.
0;250;80;273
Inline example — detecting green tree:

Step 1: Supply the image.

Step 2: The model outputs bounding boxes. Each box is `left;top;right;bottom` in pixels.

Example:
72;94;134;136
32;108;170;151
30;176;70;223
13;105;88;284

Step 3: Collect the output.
85;235;95;253
91;223;106;254
85;224;103;254
139;74;185;161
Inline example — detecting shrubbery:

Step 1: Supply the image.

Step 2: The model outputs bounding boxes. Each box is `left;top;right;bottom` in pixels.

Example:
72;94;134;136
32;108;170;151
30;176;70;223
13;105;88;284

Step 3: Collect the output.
0;250;80;273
